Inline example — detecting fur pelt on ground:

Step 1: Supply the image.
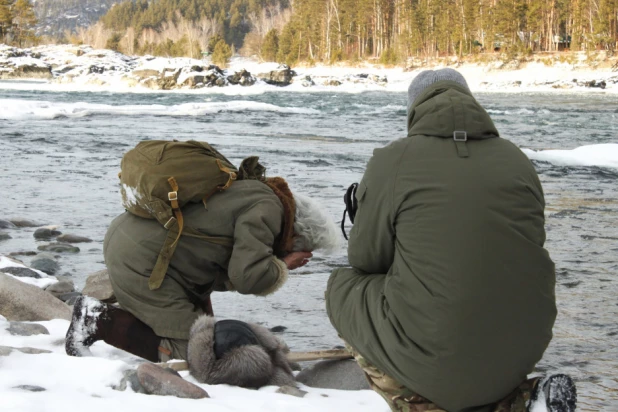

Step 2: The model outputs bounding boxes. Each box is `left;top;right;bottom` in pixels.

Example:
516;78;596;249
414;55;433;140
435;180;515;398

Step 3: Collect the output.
187;315;297;388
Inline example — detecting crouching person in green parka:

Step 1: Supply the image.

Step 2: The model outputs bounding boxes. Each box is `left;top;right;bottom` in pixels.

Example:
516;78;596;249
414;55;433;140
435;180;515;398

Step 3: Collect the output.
326;69;577;412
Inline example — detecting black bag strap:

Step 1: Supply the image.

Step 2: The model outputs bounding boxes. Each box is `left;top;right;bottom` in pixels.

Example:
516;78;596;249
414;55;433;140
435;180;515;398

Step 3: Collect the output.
341;183;359;240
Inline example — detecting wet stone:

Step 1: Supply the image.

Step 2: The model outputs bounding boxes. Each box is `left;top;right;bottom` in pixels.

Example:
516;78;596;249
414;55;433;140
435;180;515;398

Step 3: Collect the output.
0;266;42;279
37;243;80;253
0;232;11;241
8;251;37;257
136;362;209;399
56;234;93;243
10;219;45;228
30;253;59;275
270;326;287;333
7;322;50;336
13;385;47;392
33;227;61;240
0;219;16;229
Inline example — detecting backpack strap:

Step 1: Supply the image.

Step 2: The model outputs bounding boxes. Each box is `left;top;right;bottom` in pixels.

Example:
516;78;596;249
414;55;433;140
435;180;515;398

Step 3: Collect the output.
149;224;234;290
148;176;234;290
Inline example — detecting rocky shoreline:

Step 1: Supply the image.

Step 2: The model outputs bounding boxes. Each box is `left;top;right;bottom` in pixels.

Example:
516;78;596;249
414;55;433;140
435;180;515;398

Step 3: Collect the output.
3;44;617;92
0;44;387;90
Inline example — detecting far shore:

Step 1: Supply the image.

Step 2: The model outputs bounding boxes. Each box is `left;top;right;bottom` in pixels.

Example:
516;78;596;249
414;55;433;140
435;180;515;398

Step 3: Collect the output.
1;43;617;94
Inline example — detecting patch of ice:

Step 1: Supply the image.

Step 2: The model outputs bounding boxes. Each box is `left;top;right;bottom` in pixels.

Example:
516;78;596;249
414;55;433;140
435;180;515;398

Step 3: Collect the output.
522;143;618;169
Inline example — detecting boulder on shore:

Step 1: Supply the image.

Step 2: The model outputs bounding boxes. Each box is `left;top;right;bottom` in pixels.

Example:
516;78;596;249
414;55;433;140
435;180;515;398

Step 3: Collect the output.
81;269;116;303
295;359;370;390
0;273;71;321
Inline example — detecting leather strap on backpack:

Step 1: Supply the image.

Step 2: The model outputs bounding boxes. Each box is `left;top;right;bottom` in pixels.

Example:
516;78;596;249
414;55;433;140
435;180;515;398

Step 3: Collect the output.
148;176;234;291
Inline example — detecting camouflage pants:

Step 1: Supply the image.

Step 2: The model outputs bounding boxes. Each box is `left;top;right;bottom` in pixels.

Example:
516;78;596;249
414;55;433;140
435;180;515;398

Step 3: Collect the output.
345;343;539;412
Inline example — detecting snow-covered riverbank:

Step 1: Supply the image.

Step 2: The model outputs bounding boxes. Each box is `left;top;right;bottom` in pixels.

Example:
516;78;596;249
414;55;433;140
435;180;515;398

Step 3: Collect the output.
1;43;617;94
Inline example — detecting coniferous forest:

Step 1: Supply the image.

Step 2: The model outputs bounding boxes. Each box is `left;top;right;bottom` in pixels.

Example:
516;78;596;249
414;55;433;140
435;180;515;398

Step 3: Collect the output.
3;0;618;64
95;0;618;63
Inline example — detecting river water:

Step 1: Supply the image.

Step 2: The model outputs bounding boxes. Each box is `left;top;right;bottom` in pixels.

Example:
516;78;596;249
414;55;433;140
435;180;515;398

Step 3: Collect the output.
0;88;616;410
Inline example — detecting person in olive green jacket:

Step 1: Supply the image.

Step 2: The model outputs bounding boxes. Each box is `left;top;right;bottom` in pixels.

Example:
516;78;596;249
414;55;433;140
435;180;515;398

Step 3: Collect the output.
66;175;339;364
326;69;576;412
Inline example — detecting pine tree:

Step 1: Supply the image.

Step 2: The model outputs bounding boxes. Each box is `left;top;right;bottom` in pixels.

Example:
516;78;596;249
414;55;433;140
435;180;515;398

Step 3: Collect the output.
261;28;279;62
208;33;224;53
12;0;37;47
212;39;232;67
0;0;12;42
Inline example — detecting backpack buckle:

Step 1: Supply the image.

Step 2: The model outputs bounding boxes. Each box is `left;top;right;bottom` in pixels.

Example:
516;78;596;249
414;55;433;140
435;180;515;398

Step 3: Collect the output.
164;216;177;229
453;131;467;141
168;191;178;201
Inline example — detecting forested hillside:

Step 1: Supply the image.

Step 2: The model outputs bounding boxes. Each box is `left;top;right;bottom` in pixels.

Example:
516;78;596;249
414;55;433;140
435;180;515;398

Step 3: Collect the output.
34;0;117;39
90;0;618;63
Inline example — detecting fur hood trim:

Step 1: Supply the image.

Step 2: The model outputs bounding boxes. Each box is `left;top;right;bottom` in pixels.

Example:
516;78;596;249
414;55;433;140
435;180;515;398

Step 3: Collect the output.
264;177;296;257
187;315;296;388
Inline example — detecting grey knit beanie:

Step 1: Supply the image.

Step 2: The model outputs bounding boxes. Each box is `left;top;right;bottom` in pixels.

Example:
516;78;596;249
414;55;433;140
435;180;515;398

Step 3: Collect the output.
407;68;470;113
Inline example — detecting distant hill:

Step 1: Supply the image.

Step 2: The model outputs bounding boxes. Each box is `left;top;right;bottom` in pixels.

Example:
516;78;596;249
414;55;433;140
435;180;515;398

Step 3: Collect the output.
34;0;118;39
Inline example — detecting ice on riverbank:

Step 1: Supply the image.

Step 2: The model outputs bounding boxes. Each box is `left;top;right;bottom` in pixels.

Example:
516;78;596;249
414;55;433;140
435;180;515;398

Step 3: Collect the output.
522;144;618;170
1;43;618;94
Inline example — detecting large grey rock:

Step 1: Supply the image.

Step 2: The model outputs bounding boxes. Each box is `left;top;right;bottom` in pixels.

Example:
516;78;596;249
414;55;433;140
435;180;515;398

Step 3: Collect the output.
0;345;53;356
7;322;50;336
0;231;11;241
295;359;370;390
82;269;116;303
1;266;42;278
136;363;209;399
56;234;93;243
257;65;296;86
45;280;76;297
0;273;71;321
30;253;59;275
38;243;80;253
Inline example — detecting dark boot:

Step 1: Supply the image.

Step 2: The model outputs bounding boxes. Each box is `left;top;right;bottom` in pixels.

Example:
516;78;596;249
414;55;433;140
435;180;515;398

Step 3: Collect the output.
529;374;577;412
65;296;160;362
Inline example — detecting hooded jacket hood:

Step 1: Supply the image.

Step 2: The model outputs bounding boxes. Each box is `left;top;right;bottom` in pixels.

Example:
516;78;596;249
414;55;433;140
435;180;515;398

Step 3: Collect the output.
407;80;500;141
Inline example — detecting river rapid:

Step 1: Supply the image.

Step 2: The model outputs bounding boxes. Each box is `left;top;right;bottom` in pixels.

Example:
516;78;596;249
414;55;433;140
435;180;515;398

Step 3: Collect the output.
0;88;616;410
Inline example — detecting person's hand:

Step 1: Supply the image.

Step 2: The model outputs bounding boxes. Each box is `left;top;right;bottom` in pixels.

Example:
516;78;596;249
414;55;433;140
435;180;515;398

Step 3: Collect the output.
282;251;313;270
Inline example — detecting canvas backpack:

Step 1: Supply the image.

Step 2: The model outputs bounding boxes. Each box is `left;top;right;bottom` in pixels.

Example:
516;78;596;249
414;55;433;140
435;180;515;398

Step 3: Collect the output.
119;139;239;291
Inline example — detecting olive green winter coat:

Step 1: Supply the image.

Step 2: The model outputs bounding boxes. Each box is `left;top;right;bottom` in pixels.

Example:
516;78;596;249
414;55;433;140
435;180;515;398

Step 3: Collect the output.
103;180;288;340
326;81;556;412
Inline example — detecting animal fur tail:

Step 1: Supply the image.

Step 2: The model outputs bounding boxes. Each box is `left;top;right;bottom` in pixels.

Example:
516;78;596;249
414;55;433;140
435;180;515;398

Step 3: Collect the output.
187;315;296;388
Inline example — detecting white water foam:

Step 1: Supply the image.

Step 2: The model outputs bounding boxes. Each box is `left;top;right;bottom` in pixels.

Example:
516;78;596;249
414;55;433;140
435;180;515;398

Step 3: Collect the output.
0;99;321;120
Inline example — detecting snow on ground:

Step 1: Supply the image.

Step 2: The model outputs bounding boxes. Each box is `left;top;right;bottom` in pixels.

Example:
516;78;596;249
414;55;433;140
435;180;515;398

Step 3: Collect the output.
0;255;58;288
522;144;618;169
0;314;388;412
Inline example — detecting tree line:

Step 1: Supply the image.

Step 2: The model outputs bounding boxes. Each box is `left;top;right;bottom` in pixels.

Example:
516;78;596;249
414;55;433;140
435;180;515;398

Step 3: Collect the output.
92;0;618;64
0;0;37;47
